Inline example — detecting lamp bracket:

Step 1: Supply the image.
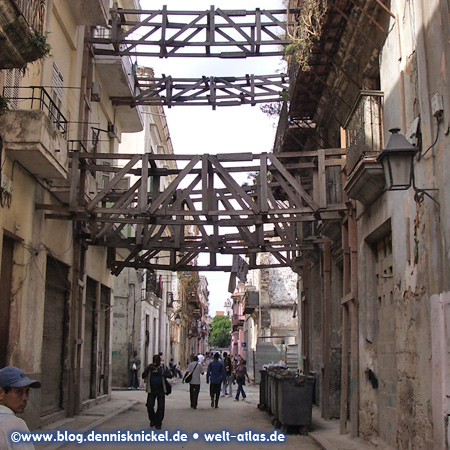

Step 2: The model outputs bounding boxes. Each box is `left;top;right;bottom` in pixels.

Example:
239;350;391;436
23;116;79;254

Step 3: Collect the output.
413;187;440;206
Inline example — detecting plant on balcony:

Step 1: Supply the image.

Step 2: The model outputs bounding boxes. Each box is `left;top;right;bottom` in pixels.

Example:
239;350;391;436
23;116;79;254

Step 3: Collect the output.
32;30;51;59
0;96;9;116
284;0;328;71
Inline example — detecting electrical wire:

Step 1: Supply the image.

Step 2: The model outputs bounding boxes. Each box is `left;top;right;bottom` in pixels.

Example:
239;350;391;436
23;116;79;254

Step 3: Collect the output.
421;116;439;158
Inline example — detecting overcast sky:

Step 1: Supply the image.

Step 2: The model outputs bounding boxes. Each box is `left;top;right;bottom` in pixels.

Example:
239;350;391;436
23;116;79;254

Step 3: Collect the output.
137;0;286;316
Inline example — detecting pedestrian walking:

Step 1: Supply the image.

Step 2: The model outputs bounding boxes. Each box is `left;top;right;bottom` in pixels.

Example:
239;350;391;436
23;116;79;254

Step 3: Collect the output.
206;353;226;408
0;366;41;450
183;356;204;409
128;350;141;390
234;356;251;401
221;352;233;397
142;354;172;430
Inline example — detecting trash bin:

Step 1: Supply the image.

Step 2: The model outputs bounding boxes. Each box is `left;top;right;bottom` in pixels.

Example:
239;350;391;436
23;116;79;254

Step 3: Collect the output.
266;367;285;420
271;374;280;422
258;370;268;410
267;371;274;414
276;374;315;431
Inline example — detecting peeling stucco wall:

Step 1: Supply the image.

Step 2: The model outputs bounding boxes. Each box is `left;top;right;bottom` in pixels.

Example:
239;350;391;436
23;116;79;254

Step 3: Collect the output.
355;0;449;447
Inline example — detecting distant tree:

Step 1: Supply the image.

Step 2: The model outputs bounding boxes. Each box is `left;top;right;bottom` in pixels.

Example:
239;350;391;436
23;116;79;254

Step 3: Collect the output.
209;315;231;348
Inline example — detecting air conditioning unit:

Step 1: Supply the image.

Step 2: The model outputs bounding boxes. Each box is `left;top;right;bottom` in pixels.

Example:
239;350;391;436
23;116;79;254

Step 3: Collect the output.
91;81;102;102
107;123;117;138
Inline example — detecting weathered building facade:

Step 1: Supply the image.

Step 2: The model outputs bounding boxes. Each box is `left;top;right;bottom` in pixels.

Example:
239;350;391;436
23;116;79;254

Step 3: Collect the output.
171;271;209;367
236;255;299;382
280;0;450;448
0;0;143;428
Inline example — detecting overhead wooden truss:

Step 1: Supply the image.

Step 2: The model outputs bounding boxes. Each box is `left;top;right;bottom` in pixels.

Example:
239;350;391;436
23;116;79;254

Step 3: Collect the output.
40;150;346;274
88;5;299;58
112;73;289;108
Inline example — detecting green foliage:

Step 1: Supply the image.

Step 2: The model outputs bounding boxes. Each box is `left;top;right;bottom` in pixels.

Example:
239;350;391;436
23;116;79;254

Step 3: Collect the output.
32;31;51;59
209;315;231;348
259;91;289;118
260;102;283;118
285;0;328;71
0;96;9;116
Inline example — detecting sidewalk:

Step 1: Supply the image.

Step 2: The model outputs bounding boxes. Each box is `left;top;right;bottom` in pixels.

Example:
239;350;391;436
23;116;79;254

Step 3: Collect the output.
36;380;395;450
35;395;138;449
309;407;396;450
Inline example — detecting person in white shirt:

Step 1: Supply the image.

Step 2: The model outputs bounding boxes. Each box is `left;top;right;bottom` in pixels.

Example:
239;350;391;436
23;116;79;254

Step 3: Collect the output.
0;366;41;450
197;354;205;365
183;356;204;409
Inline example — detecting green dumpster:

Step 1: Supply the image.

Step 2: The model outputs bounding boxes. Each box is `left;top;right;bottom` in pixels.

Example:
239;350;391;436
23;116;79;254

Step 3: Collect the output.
258;370;268;410
276;374;315;431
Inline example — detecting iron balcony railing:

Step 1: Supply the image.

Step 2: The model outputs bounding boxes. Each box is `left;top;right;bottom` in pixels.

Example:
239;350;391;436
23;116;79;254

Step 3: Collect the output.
14;0;46;33
2;86;68;136
146;272;163;299
344;90;384;174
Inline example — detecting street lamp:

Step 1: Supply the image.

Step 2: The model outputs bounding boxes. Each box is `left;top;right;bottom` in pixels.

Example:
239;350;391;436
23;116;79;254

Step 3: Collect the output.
378;128;439;204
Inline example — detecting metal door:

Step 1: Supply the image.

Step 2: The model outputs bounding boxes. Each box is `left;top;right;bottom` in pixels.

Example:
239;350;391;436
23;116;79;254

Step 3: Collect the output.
376;233;397;445
0;237;14;367
82;278;97;401
98;286;110;396
41;257;68;416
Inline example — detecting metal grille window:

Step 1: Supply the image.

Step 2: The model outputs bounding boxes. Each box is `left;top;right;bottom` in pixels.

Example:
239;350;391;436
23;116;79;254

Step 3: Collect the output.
4;69;21;109
51;62;64;111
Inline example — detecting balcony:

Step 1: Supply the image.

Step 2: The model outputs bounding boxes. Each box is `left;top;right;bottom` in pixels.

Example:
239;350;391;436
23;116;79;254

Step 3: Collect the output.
0;108;68;180
243;291;259;314
146;272;163;300
344;157;385;206
0;0;48;69
187;294;200;308
232;314;245;327
67;0;109;27
344;91;384;173
92;28;143;133
343;91;385;206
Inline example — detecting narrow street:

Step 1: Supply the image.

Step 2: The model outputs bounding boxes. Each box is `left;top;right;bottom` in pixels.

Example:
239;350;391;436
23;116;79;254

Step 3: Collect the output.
36;377;321;450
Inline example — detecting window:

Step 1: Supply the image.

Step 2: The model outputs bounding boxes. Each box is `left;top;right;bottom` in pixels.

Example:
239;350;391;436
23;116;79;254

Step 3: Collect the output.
50;62;64;123
4;69;21;109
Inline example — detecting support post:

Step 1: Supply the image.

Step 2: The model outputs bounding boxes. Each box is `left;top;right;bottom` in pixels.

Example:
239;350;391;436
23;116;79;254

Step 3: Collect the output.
322;240;332;420
348;207;359;438
340;218;350;433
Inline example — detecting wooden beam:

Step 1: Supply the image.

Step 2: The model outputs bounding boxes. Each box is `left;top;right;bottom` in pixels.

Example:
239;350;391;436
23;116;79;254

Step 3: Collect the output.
322;240;331;420
268;153;319;211
86;154;140;212
209;155;260;214
148;155;201;214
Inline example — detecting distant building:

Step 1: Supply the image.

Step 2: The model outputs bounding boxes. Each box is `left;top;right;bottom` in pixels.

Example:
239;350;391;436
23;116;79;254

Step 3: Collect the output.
223;298;232;317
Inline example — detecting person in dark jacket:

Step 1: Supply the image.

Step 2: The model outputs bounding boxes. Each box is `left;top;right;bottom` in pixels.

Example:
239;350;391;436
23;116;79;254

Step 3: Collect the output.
206;353;226;408
142;354;172;429
128;350;141;390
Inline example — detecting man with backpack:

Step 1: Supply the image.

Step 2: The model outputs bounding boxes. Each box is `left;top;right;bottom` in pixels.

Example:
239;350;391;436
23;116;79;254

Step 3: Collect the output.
142;354;172;430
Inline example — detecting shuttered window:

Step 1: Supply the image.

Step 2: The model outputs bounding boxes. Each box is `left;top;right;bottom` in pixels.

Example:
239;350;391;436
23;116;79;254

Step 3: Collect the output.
4;69;21;109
